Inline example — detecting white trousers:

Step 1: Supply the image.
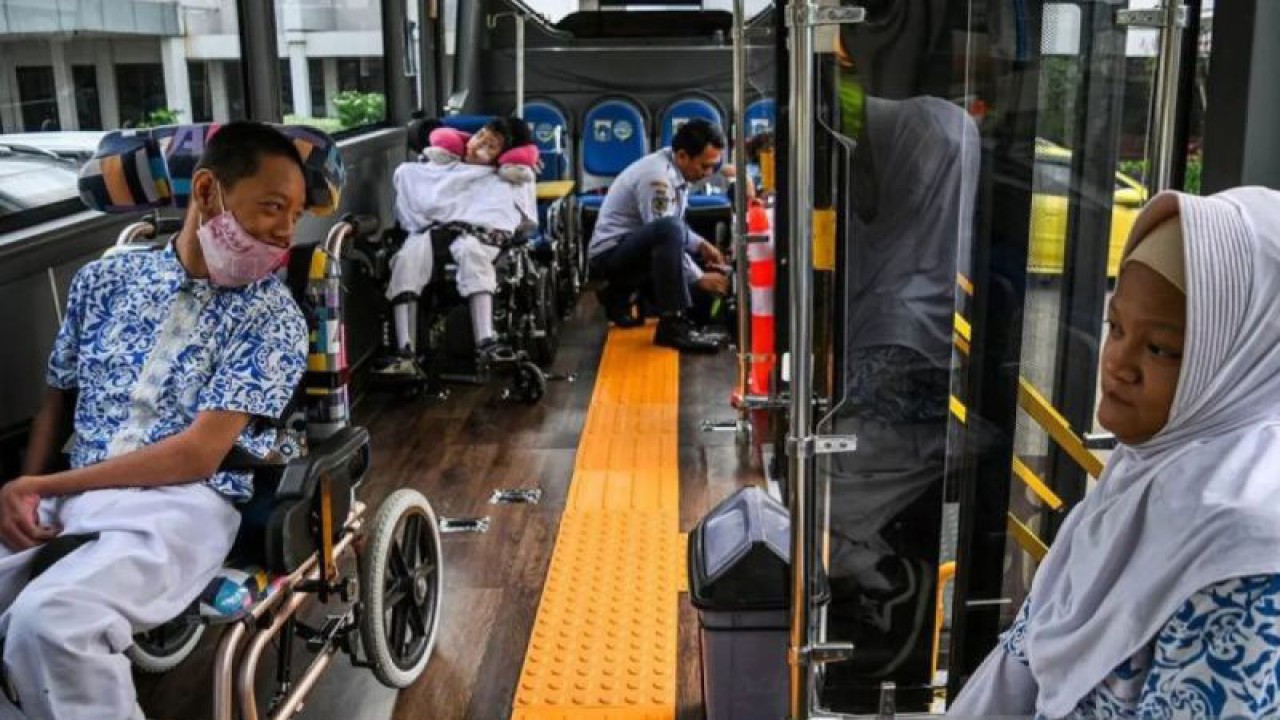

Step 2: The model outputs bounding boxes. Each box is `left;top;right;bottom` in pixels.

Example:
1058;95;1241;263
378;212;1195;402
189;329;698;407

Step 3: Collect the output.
0;484;238;720
386;232;501;301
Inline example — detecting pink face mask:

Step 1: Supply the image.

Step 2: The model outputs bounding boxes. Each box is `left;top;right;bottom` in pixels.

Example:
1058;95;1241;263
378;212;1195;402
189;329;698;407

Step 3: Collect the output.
197;184;289;287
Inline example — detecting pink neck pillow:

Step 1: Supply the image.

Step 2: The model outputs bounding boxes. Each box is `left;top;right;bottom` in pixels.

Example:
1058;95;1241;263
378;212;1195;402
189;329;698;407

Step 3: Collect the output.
428;127;470;157
498;143;539;168
428;126;540;168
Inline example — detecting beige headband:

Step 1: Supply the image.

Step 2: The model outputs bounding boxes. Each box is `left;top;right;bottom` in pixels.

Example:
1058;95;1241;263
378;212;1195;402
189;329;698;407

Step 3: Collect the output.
1124;215;1186;294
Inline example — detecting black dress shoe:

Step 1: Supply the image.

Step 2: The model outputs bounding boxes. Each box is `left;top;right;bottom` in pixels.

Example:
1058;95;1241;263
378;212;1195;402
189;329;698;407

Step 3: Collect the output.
606;304;644;328
599;285;643;328
477;337;519;365
654;316;721;354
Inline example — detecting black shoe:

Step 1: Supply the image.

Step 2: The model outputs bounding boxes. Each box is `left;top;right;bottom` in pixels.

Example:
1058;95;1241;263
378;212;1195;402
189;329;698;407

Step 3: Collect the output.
600;286;643;328
477;337;518;365
696;324;731;346
654;316;721;354
372;348;424;378
606;304;644;328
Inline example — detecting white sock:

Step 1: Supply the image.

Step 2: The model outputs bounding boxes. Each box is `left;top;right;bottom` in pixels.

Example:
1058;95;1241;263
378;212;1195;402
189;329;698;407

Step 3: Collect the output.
470;292;495;344
393;301;416;353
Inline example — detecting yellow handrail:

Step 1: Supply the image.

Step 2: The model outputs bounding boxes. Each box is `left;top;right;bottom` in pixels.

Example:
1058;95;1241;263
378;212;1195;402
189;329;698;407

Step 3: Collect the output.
932;561;957;680
1007;513;1049;562
1017;378;1105;478
1012;457;1065;511
952;310;1105;479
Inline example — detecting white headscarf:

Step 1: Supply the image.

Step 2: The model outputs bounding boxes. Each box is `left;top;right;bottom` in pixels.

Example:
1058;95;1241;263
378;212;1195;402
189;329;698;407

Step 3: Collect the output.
1022;186;1280;718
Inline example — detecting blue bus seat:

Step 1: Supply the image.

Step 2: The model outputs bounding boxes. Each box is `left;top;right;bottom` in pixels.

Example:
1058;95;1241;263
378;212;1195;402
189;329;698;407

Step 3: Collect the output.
523;99;572;183
745;98;777;137
579;97;648;195
659;95;731;217
658;94;725;149
439;114;494;134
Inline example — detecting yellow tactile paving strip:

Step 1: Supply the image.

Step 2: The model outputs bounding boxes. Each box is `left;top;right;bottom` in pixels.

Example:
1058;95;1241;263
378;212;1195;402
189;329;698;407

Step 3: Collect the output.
511;327;684;720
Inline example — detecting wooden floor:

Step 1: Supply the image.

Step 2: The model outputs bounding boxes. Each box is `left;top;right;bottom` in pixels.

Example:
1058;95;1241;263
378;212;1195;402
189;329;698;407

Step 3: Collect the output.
138;297;762;720
367;299;762;719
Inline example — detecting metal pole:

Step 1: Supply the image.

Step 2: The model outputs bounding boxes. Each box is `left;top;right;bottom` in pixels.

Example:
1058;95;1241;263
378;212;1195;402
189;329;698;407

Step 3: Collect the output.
786;1;816;718
516;15;526;117
733;0;752;412
235;0;282;122
1144;0;1187;193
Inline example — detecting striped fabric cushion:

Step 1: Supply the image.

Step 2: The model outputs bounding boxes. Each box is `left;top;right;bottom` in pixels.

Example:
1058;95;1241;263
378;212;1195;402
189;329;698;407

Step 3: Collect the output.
76;131;173;213
78;123;344;215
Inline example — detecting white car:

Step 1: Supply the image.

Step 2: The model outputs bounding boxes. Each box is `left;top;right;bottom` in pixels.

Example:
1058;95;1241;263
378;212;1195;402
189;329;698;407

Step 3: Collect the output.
0;131;107;164
0;147;80;220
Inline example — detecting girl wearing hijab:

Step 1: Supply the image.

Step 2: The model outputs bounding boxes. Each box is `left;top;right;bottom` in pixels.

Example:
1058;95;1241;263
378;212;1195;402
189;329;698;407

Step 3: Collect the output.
948;186;1280;719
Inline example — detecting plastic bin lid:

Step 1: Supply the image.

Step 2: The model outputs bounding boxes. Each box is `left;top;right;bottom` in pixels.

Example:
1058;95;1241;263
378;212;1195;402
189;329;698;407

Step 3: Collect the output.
688;486;791;611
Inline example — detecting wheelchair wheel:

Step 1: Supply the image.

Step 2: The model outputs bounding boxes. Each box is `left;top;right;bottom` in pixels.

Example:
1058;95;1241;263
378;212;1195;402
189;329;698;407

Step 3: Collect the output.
359;489;443;689
513;361;546;405
556;239;582;318
127;619;205;674
529;266;561;367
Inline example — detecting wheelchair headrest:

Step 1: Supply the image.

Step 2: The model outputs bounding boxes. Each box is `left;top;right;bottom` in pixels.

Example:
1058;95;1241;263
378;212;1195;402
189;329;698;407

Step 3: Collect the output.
78;123;345;216
407;117;442;155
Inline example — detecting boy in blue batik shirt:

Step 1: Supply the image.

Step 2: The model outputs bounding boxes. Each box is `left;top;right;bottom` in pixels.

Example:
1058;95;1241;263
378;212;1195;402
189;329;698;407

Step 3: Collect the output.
0;121;309;720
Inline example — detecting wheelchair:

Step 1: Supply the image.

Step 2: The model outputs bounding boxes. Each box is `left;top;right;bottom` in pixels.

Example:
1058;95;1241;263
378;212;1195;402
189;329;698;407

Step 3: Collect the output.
28;214;445;719
357;157;568;404
537;185;587;322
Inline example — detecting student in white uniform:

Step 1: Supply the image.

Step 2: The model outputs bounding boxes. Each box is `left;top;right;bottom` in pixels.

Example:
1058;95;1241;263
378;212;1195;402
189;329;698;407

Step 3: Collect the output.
949;188;1280;719
379;116;538;375
0;121;309;720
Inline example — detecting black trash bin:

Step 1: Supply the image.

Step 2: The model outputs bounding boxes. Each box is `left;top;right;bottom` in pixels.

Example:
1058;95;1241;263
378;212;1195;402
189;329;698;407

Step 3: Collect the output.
689;485;790;720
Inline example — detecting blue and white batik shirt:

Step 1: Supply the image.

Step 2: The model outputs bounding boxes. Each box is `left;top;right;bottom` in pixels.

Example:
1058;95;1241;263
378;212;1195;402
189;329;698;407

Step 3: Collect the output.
46;243;308;502
990;574;1280;719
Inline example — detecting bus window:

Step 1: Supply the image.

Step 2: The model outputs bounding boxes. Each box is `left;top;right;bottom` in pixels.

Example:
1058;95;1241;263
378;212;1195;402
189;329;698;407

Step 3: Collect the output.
0;1;246;233
276;0;387;134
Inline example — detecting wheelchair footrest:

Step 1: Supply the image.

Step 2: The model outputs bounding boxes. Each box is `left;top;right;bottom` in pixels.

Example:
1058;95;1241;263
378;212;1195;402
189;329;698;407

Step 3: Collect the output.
297;613;353;653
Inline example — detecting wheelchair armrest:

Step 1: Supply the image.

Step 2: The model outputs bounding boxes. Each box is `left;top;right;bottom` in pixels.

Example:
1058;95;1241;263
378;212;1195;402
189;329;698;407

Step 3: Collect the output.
266;426;370;573
511;221;538;247
219;445;289;473
273;426;371;500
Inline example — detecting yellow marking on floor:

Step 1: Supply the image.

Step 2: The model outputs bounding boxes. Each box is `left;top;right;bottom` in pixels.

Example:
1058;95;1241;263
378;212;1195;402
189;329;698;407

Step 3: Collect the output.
512;326;684;720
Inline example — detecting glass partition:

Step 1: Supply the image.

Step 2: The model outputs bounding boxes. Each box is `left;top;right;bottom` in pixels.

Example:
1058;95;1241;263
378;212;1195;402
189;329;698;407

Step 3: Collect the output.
796;0;1202;712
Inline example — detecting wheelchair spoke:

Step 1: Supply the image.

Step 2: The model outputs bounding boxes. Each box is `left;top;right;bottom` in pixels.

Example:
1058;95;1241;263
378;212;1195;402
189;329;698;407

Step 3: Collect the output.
404;597;427;637
412;560;436;584
389;538;413;582
390;603;411;655
403;514;422;566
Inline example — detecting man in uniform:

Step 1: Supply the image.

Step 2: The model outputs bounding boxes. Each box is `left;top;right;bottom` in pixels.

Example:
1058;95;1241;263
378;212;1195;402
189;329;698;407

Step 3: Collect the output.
588;118;729;353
